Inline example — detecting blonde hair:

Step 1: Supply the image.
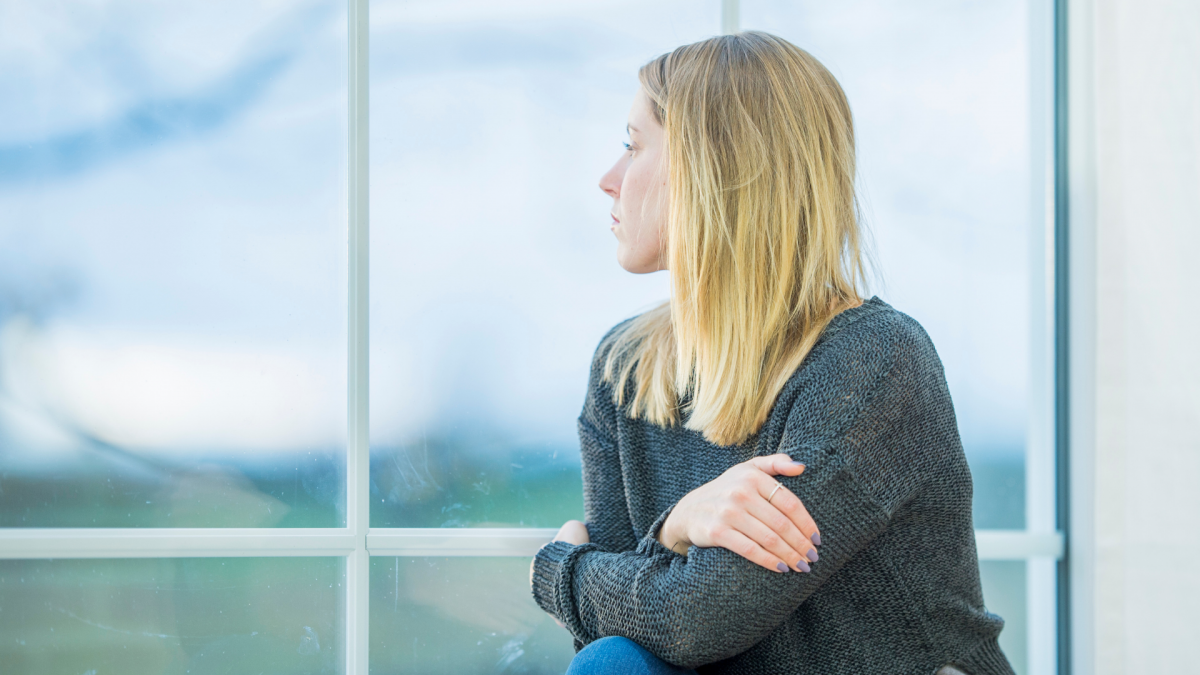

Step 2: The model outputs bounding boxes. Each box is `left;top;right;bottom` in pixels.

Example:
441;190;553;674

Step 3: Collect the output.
602;31;867;447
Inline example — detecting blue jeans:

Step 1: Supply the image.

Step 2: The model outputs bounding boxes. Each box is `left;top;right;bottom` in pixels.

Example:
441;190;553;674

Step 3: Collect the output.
565;636;700;675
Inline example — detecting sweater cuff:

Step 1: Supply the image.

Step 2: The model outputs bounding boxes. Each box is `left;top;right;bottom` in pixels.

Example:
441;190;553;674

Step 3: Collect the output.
530;540;601;629
956;635;1016;675
635;502;687;557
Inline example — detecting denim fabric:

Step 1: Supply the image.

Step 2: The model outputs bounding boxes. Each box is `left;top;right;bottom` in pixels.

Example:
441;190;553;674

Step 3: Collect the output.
565;636;700;675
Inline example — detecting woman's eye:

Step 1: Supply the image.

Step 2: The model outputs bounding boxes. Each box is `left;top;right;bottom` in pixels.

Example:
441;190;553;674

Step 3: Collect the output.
622;142;633;152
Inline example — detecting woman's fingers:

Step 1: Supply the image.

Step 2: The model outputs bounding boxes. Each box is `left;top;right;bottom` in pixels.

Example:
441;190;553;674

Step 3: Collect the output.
746;485;819;567
747;456;822;546
748;453;807;478
686;453;823;575
729;506;814;572
757;475;821;548
708;521;799;574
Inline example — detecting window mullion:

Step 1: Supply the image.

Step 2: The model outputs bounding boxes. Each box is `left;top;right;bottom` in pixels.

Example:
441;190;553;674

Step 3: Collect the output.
0;528;356;558
346;0;370;673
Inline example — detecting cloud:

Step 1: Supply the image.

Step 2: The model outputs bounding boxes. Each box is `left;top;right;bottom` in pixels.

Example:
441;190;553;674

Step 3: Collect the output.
0;49;292;185
0;0;340;185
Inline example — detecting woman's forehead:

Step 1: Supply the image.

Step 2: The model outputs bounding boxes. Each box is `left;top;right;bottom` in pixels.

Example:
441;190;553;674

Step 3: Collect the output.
627;89;657;133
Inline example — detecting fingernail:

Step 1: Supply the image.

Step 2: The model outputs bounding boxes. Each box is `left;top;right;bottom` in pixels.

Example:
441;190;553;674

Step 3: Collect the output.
811;532;822;547
806;548;819;562
795;559;811;573
776;562;790;573
790;461;805;467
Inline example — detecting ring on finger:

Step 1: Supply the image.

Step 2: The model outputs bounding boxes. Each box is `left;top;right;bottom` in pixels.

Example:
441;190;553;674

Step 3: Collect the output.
766;481;784;504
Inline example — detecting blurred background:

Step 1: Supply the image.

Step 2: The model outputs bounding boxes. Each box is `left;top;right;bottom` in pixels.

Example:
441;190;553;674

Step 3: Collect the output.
0;0;1039;529
0;1;349;529
6;0;1194;674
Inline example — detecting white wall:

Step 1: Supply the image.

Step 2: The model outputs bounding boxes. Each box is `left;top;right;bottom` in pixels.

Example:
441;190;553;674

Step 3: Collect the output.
1070;0;1200;673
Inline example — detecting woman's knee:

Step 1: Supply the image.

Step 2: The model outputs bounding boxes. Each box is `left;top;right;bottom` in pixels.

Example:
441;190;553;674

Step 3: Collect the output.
566;636;643;675
565;636;695;675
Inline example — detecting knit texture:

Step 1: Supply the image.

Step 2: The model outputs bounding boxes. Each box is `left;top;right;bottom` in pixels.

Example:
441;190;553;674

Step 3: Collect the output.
531;296;1015;675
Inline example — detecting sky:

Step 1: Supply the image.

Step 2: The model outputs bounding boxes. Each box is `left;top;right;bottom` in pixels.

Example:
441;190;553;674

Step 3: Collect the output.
0;0;1047;467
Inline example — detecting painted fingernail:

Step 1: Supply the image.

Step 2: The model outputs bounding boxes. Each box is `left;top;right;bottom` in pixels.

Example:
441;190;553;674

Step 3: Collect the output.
806;548;819;562
811;532;822;547
790;461;805;467
776;562;790;573
795;559;811;573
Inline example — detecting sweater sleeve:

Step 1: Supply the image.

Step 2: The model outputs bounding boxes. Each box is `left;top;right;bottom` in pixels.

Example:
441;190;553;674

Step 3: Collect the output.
578;418;639;553
530;316;957;669
576;319;641;554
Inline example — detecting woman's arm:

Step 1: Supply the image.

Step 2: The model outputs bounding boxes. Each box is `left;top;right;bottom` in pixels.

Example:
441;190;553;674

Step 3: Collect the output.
567;318;644;554
533;437;889;668
531;317;958;668
577;416;639;553
654;453;819;572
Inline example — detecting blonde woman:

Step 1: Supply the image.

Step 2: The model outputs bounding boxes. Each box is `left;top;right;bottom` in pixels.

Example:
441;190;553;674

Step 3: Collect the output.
529;32;1013;675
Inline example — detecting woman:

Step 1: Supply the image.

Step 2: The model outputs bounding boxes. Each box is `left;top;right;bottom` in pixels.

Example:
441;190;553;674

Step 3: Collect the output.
529;31;1013;675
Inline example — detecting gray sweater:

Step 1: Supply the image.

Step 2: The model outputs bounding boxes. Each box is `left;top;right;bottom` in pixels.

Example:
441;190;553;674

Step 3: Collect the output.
530;296;1015;675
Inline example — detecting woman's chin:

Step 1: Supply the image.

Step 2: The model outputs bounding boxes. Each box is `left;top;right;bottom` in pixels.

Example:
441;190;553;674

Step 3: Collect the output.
617;258;661;275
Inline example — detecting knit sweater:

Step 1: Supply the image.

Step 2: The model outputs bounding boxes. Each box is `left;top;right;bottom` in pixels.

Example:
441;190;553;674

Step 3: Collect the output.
530;296;1015;675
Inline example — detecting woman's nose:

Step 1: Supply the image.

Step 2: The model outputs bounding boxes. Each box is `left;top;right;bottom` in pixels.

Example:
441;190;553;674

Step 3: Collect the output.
599;162;622;197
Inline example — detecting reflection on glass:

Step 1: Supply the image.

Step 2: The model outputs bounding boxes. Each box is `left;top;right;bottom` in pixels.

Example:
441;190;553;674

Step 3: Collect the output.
368;0;718;527
980;561;1028;675
371;439;583;528
0;557;344;675
0;1;347;526
744;0;1044;529
370;556;574;674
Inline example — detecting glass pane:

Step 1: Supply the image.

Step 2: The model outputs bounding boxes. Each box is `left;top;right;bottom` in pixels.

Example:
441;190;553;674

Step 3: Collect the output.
0;557;344;674
980;561;1028;675
742;0;1051;531
370;557;1029;675
0;1;347;526
370;556;573;674
368;0;720;527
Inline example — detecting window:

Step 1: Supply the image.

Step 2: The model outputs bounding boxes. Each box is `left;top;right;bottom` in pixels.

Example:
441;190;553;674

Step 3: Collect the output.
0;1;1064;674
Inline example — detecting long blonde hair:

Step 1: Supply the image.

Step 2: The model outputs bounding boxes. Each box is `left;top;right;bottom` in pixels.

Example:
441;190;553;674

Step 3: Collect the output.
602;31;867;447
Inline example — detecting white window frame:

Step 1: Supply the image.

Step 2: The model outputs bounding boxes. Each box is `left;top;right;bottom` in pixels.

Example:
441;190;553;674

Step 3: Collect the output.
0;1;1067;673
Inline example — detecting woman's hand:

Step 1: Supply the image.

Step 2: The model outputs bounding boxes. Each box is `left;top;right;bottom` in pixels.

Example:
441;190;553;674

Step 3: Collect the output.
657;453;821;574
551;519;591;546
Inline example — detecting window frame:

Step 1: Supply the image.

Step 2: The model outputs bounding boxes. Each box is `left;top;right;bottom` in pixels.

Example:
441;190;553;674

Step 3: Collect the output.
0;1;1069;673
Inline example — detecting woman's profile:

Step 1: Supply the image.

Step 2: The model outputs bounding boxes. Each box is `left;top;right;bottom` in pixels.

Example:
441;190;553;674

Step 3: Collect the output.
529;31;1013;675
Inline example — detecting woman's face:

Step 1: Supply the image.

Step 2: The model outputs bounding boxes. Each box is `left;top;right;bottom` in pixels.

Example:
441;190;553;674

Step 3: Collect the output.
599;88;668;274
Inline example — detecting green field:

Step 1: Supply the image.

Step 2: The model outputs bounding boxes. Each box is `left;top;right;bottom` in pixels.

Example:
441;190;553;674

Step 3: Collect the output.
0;445;1026;674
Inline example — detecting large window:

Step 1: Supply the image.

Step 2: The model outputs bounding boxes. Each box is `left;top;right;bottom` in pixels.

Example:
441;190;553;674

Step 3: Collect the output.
0;1;1063;673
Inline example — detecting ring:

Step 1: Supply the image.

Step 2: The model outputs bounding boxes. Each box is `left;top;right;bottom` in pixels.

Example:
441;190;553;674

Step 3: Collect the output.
767;481;784;504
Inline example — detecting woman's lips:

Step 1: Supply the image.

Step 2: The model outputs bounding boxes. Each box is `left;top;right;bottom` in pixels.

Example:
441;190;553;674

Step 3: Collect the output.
611;214;620;224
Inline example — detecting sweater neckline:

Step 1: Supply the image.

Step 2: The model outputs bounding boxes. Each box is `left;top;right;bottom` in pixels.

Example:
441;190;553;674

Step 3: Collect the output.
815;295;888;348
